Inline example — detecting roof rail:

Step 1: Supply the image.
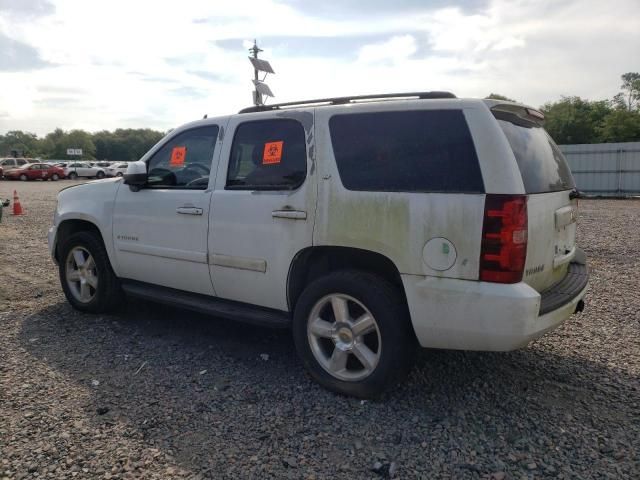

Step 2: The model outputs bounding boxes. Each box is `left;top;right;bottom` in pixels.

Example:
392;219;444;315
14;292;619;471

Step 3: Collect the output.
238;91;457;113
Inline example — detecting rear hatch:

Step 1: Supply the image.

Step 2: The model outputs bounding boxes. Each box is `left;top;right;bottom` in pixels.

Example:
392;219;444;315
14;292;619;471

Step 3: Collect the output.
492;104;578;293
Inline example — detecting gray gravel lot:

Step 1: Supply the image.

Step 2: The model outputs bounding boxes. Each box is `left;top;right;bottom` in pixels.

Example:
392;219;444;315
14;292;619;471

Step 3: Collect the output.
1;180;639;479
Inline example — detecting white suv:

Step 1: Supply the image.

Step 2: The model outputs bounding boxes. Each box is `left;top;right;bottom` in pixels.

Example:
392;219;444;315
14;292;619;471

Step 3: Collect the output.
48;92;588;398
63;162;107;179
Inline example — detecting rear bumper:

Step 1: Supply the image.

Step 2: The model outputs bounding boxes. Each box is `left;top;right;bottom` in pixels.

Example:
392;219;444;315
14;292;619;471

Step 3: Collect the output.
402;261;588;351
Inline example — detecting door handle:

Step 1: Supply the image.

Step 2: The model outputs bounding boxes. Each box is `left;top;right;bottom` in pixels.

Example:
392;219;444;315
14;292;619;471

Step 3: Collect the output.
272;210;307;220
176;206;203;215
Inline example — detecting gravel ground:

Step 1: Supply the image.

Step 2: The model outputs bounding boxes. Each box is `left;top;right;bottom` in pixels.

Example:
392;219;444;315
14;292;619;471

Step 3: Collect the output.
1;180;638;480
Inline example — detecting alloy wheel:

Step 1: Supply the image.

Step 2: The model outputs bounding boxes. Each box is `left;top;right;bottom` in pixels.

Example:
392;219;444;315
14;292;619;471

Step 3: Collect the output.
307;293;382;381
65;246;98;303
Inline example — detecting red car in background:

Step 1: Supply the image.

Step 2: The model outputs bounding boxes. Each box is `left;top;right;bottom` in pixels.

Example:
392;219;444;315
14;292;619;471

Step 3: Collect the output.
4;163;65;181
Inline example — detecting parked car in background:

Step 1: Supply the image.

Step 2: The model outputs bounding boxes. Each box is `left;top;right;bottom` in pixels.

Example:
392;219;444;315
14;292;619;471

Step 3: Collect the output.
105;162;129;177
63;162;106;180
0;165;3;179
95;161;113;168
4;163;65;181
0;158;29;173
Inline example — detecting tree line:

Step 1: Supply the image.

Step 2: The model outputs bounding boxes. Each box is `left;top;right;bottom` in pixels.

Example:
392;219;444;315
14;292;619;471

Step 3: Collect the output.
487;72;640;144
0;128;165;161
1;72;639;159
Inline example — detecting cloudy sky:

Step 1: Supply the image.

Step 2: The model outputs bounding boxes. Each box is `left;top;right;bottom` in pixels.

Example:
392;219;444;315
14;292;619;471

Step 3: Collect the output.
0;0;638;136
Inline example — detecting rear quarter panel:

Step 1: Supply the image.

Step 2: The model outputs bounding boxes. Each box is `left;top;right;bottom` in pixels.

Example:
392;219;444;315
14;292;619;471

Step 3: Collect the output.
313;101;489;280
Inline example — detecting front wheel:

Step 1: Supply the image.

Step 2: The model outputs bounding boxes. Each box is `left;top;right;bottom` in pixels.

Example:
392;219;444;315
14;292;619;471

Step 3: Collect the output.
51;173;60;181
68;172;78;180
20;174;28;181
96;171;105;179
58;231;123;313
293;270;416;398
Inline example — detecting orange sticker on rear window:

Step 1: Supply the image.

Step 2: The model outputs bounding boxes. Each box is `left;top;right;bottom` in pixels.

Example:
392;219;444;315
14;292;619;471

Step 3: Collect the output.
263;141;283;165
170;146;186;166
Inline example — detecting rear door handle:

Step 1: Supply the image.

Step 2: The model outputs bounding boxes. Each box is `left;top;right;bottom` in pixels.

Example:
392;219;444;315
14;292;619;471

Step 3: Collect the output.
272;210;307;220
176;206;203;215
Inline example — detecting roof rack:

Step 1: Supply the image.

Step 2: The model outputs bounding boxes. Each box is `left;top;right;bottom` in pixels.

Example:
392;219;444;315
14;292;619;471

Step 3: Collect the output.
238;91;457;113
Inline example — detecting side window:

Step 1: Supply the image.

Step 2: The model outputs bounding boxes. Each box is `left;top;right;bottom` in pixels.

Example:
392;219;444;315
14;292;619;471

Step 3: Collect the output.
226;119;307;190
146;125;219;189
329;110;484;193
17;159;27;166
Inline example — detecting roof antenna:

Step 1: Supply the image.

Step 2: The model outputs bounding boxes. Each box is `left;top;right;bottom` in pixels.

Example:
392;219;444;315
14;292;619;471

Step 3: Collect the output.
248;39;275;106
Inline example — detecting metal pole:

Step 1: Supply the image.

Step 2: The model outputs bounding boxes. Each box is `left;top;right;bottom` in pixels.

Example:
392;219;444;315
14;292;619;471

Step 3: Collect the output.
250;39;262;106
617;149;622;197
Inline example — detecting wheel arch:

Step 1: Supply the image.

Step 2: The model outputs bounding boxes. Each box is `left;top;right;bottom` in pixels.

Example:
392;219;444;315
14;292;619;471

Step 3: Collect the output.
54;218;105;262
287;246;409;313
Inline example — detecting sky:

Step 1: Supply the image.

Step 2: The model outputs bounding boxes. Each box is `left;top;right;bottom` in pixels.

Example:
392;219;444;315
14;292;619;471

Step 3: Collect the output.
0;0;638;136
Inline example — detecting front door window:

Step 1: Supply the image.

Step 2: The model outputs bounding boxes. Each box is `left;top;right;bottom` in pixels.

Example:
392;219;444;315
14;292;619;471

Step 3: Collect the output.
146;126;219;189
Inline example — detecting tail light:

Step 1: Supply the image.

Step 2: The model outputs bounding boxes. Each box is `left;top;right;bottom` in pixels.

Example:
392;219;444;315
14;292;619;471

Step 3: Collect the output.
480;194;528;283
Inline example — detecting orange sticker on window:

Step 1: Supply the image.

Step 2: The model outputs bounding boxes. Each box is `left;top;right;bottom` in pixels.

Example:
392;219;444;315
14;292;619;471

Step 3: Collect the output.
170;146;186;166
263;141;283;165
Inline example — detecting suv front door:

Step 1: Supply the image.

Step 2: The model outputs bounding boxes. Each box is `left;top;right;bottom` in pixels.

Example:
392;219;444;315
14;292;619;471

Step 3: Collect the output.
112;123;225;295
208;113;317;310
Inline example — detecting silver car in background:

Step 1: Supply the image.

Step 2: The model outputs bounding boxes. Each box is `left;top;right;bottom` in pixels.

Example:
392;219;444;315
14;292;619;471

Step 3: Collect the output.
63;162;107;180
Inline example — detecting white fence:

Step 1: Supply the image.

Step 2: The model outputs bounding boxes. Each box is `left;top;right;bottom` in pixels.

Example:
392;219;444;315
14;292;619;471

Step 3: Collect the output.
560;142;640;197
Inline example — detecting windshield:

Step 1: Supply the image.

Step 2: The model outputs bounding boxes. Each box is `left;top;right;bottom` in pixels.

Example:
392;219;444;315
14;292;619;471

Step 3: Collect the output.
495;112;575;193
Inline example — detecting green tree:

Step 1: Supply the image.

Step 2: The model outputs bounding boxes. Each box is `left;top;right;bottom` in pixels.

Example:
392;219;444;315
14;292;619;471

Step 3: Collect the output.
91;128;164;161
612;72;640;111
598;109;640;142
541;96;611;144
64;130;96;159
0;130;41;156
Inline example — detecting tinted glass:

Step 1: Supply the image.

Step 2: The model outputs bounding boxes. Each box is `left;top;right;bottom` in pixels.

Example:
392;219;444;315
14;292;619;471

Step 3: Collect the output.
146;125;219;189
329;110;484;193
226;119;307;190
496;114;575;193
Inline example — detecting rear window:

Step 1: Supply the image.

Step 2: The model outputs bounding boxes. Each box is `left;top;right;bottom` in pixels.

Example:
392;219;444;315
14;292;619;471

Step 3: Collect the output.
329;110;484;193
496;113;575;193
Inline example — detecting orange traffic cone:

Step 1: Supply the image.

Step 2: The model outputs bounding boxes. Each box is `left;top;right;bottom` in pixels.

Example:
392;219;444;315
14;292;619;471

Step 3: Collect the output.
12;190;23;215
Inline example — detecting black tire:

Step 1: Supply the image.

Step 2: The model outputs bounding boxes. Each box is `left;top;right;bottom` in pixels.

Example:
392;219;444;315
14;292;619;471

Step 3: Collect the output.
96;171;105;179
51;173;59;181
68;172;78;180
20;174;28;181
116;172;123;177
58;231;123;313
292;270;416;399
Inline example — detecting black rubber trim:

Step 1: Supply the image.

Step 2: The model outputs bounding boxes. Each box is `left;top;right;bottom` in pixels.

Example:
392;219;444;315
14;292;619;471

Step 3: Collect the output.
538;262;589;315
121;279;291;328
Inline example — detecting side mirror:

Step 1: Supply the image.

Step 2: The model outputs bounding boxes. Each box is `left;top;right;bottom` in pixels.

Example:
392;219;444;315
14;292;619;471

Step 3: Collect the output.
123;161;147;191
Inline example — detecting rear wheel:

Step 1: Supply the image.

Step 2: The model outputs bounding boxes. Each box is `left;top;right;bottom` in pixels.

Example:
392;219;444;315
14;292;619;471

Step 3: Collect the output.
58;231;123;313
68;172;78;180
116;172;123;177
96;171;105;179
51;173;60;181
293;270;415;398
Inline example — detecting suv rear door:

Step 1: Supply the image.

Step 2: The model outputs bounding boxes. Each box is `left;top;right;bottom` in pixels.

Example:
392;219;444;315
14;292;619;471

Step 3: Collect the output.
208;112;317;311
492;105;578;292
